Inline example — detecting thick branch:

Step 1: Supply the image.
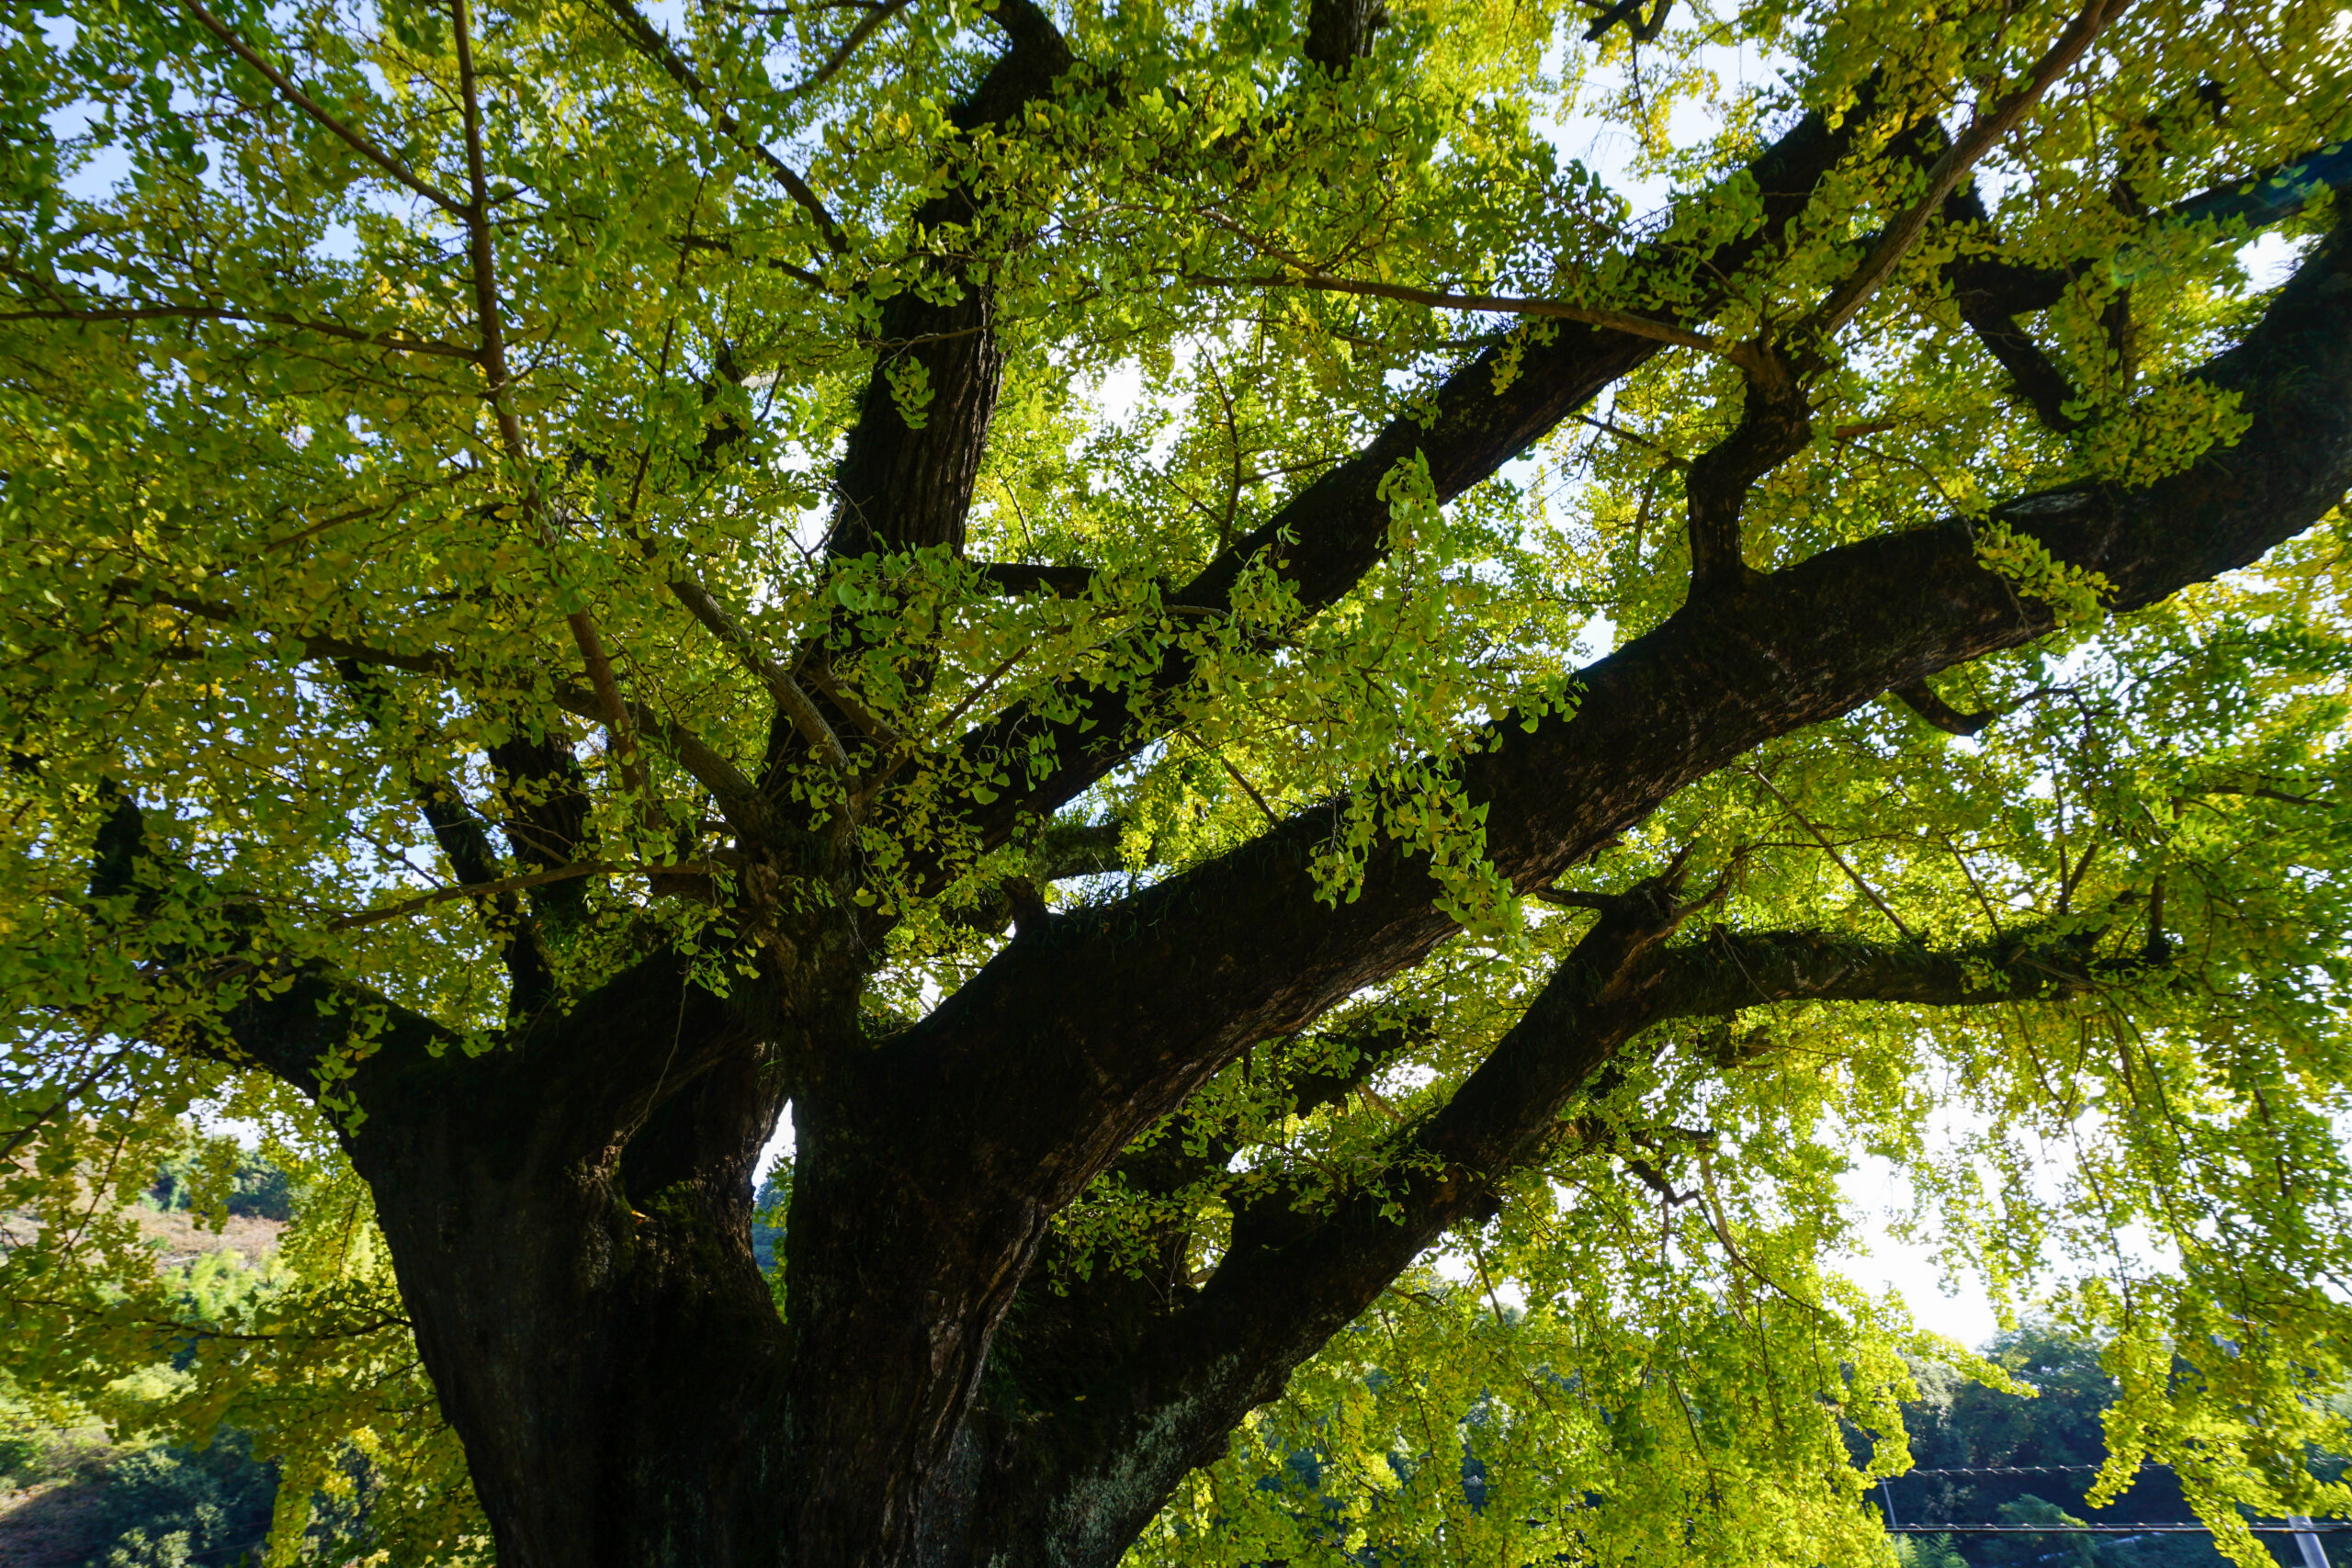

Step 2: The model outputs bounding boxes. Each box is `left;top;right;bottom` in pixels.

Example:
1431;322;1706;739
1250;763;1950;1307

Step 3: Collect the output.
1939;141;2352;430
822;2;1071;563
1943;186;2088;431
1303;0;1387;73
1584;0;1674;40
1893;676;2003;736
945;97;1878;850
975;908;2154;1562
331;657;556;1006
1683;351;1810;591
485;728;599;914
74;766;736;1132
218;947;768;1193
881;201;2352;1368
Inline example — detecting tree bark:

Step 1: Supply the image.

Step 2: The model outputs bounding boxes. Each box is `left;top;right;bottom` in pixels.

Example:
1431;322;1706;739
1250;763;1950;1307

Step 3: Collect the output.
356;1060;794;1567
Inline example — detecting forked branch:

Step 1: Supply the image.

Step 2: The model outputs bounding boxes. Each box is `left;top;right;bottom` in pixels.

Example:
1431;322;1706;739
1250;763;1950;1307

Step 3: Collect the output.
1805;0;2132;344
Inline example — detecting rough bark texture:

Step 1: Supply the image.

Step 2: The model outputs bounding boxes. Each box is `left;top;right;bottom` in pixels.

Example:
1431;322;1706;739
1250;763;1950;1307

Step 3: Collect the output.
828;1;1071;562
162;15;2352;1565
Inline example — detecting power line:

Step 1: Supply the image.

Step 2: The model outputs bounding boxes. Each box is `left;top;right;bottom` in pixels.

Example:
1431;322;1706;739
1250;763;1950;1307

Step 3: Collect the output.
1888;1525;2352;1536
1900;1461;2174;1476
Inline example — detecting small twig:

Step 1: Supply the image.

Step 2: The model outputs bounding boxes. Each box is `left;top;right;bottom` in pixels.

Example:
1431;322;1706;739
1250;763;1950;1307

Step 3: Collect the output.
598;0;848;254
933;641;1037;737
1939;829;2007;937
105;578;463;678
1204;353;1246;551
2055;837;2100;913
180;0;469;217
324;859;730;933
1696;1143;1823;1314
1469;1238;1510;1330
0;1055;119;1165
1745;765;1918;942
784;0;916;95
0;303;481;358
1194;737;1281;827
1577;413;1688;468
1181;271;1758;370
324;862;626;931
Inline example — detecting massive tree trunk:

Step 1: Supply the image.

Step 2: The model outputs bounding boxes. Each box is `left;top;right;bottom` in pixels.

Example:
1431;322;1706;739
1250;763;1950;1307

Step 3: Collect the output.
356;1077;793;1566
321;978;1095;1568
300;959;797;1565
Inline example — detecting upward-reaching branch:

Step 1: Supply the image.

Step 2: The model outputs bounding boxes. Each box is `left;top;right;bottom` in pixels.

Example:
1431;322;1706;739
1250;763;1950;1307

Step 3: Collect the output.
1804;0;2131;344
823;0;1072;563
772;0;1079;796
332;659;557;1008
1681;346;1812;592
449;0;652;812
667;573;852;775
1683;0;2125;597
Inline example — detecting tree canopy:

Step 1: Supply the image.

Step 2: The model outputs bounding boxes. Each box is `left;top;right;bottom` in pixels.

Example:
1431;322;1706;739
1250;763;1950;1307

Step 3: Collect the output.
3;0;2351;1561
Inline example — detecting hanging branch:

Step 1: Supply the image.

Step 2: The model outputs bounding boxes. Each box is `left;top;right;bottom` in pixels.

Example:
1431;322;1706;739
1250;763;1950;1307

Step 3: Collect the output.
1744;765;1919;942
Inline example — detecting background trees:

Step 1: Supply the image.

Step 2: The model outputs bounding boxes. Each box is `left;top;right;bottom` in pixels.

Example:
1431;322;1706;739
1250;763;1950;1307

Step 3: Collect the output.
3;0;2351;1561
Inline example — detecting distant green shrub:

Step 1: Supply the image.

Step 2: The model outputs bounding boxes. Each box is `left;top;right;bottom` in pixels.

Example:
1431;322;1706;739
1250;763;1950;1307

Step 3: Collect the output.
1894;1534;1969;1568
81;1429;278;1568
147;1146;294;1223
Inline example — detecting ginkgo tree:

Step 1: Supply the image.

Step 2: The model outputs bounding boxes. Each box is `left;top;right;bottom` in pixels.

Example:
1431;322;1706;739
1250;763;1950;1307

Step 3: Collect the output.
4;0;2352;1561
